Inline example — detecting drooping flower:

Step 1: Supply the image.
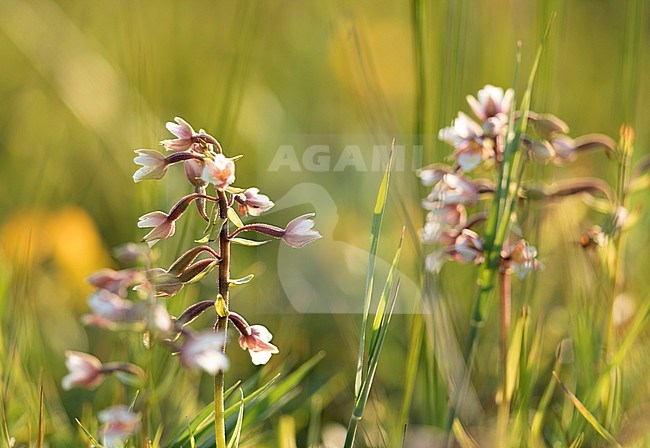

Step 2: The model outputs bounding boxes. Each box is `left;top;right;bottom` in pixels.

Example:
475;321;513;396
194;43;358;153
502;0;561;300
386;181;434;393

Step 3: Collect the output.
98;405;141;448
228;312;279;365
549;135;577;163
149;303;173;334
180;332;229;375
420;204;466;246
446;229;484;264
236;188;275;216
416;164;451;187
138;211;175;247
528;112;569;136
138;194;201;247
425;173;479;207
201;154;235;190
282;213;322;248
133;149;201;182
528;139;556;164
238;325;279;365
133;150;168;182
161;117;195;152
62;351;104;390
439;113;494;171
83;289;135;326
113;243;151;264
86;269;141;297
501;240;542;279
552;134;617;164
466;84;514;123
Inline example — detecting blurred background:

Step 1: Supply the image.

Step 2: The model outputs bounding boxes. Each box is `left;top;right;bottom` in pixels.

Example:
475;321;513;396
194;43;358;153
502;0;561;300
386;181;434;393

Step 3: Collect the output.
0;0;648;446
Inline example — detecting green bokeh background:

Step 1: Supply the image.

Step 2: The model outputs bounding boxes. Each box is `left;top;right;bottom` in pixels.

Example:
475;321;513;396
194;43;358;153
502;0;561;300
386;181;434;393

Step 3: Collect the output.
0;0;648;446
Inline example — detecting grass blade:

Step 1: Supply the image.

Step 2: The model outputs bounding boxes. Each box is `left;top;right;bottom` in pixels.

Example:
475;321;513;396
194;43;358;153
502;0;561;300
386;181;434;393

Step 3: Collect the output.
553;371;621;447
355;145;394;396
37;382;44;448
396;313;424;443
226;389;245;448
452;418;478;448
345;230;403;448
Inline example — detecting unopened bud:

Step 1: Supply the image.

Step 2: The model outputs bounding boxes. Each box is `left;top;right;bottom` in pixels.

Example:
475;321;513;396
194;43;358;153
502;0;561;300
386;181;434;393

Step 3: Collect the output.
215;294;229;317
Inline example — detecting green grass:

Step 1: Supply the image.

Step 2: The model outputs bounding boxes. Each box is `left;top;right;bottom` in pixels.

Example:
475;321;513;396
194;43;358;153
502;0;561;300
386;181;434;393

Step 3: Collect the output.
0;1;649;446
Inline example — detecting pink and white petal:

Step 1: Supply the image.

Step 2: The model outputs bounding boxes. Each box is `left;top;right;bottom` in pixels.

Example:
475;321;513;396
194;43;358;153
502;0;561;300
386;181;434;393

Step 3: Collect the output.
249;350;274;366
138;212;168;228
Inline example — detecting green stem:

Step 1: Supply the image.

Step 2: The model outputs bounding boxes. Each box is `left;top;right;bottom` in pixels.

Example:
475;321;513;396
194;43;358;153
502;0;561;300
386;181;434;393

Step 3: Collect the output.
214;190;230;448
344;414;361;448
497;269;512;443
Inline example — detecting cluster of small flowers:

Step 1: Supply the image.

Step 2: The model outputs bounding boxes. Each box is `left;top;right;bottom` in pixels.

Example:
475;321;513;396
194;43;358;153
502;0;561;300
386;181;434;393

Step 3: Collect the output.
419;85;547;276
62;118;321;447
419;85;622;275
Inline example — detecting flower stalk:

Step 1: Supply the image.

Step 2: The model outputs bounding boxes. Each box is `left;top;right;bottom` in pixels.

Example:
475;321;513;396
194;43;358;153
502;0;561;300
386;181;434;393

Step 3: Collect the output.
63;117;320;446
214;189;230;448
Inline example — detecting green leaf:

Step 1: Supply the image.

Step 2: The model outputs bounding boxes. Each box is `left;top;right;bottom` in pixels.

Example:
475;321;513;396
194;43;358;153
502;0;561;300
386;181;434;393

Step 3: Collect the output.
168;375;279;447
229;274;254;286
230;237;269;247
168;353;324;448
227;207;244;228
225;186;246;194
